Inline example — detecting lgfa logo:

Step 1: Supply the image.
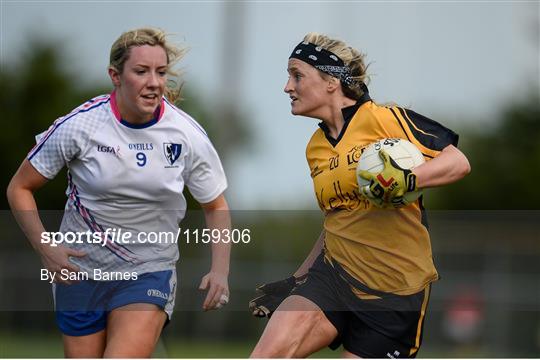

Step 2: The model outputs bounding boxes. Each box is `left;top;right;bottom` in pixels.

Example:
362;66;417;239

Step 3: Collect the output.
97;145;120;156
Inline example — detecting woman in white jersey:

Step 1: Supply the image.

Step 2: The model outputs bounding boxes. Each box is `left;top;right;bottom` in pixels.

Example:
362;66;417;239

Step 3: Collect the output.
7;27;231;357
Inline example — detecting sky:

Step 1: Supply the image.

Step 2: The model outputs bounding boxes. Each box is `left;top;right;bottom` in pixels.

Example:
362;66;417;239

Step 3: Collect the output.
1;1;538;209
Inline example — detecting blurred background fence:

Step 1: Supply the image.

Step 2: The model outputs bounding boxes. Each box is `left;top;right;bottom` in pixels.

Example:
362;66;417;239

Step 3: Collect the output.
0;210;538;357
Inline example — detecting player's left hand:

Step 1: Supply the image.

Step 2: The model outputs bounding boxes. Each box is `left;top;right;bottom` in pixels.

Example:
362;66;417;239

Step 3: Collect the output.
358;150;418;207
249;275;305;318
199;271;229;311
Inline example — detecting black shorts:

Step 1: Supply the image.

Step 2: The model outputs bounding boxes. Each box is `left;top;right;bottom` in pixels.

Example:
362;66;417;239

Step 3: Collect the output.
291;253;431;358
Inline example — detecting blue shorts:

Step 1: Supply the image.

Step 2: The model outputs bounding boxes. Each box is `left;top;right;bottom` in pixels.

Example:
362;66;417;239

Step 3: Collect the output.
53;270;176;336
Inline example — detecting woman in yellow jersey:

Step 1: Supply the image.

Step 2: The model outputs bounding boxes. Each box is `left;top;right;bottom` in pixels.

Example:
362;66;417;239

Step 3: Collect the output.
250;33;470;358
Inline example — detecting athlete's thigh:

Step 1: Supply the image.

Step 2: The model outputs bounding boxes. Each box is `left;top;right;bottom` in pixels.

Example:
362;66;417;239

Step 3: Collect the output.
251;295;338;358
63;330;106;358
103;303;167;358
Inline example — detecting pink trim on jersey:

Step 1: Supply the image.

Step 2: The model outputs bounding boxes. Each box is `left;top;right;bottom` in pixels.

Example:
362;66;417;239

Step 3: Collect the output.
67;182;140;264
110;90;165;123
157;98;165;119
84;95;109;108
110;90;122;121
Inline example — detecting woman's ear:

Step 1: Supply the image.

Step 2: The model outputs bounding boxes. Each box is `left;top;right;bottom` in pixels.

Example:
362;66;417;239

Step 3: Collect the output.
108;67;121;87
326;76;341;93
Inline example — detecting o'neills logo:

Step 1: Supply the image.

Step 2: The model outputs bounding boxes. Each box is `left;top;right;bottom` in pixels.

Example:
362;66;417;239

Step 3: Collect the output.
147;289;168;300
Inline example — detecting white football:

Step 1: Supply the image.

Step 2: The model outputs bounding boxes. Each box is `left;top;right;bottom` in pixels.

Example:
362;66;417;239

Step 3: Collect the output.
356;138;425;207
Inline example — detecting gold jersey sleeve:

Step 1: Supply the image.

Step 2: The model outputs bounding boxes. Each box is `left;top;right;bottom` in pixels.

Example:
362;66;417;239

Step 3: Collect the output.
306;101;458;296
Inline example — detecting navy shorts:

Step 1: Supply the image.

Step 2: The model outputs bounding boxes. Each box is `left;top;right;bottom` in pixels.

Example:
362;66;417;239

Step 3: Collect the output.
53;270;176;336
292;254;431;358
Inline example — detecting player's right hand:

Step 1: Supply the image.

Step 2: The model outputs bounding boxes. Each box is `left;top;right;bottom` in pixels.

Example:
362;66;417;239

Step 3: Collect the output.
38;244;86;285
249;276;304;318
198;270;229;311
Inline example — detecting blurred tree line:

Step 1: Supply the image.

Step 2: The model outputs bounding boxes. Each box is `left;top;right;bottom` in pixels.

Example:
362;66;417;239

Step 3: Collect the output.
0;37;250;211
2;38;539;212
2;37;539;211
427;90;540;210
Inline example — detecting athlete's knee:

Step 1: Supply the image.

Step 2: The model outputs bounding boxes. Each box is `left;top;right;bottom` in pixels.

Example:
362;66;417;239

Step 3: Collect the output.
251;333;301;358
104;335;157;358
251;311;320;357
63;331;106;358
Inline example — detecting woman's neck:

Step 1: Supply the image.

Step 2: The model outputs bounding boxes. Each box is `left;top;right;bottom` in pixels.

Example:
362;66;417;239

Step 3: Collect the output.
320;97;356;139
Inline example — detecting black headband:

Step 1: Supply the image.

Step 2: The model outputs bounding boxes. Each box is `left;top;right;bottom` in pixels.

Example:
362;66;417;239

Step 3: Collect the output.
289;41;357;87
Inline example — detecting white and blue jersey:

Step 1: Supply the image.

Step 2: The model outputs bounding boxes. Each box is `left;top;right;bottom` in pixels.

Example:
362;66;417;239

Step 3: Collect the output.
28;92;227;277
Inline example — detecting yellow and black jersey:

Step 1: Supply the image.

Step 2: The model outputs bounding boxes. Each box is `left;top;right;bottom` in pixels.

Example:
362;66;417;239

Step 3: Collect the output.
306;92;458;296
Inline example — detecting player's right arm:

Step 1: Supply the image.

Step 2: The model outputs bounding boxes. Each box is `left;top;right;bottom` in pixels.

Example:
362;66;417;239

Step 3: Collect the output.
7;159;85;284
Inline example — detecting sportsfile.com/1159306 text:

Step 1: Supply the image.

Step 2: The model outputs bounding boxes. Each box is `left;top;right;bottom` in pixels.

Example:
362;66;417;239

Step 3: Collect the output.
40;228;252;247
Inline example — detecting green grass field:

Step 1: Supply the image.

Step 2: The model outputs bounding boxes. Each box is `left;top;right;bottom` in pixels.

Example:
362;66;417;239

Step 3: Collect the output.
0;332;490;358
0;333;339;358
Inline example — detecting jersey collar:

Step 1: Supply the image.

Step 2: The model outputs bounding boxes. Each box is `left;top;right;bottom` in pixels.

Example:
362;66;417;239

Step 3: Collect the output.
318;85;372;146
110;90;165;129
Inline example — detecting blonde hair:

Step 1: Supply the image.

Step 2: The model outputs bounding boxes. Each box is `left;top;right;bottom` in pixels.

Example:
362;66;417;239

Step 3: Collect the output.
302;32;370;101
109;27;187;102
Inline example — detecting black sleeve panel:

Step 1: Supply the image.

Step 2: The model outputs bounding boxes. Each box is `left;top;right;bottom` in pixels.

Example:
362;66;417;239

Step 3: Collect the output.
399;108;459;151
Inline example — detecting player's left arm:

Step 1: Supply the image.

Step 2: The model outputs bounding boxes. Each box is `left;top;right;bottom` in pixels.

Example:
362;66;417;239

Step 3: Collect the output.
198;193;231;311
412;144;471;188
